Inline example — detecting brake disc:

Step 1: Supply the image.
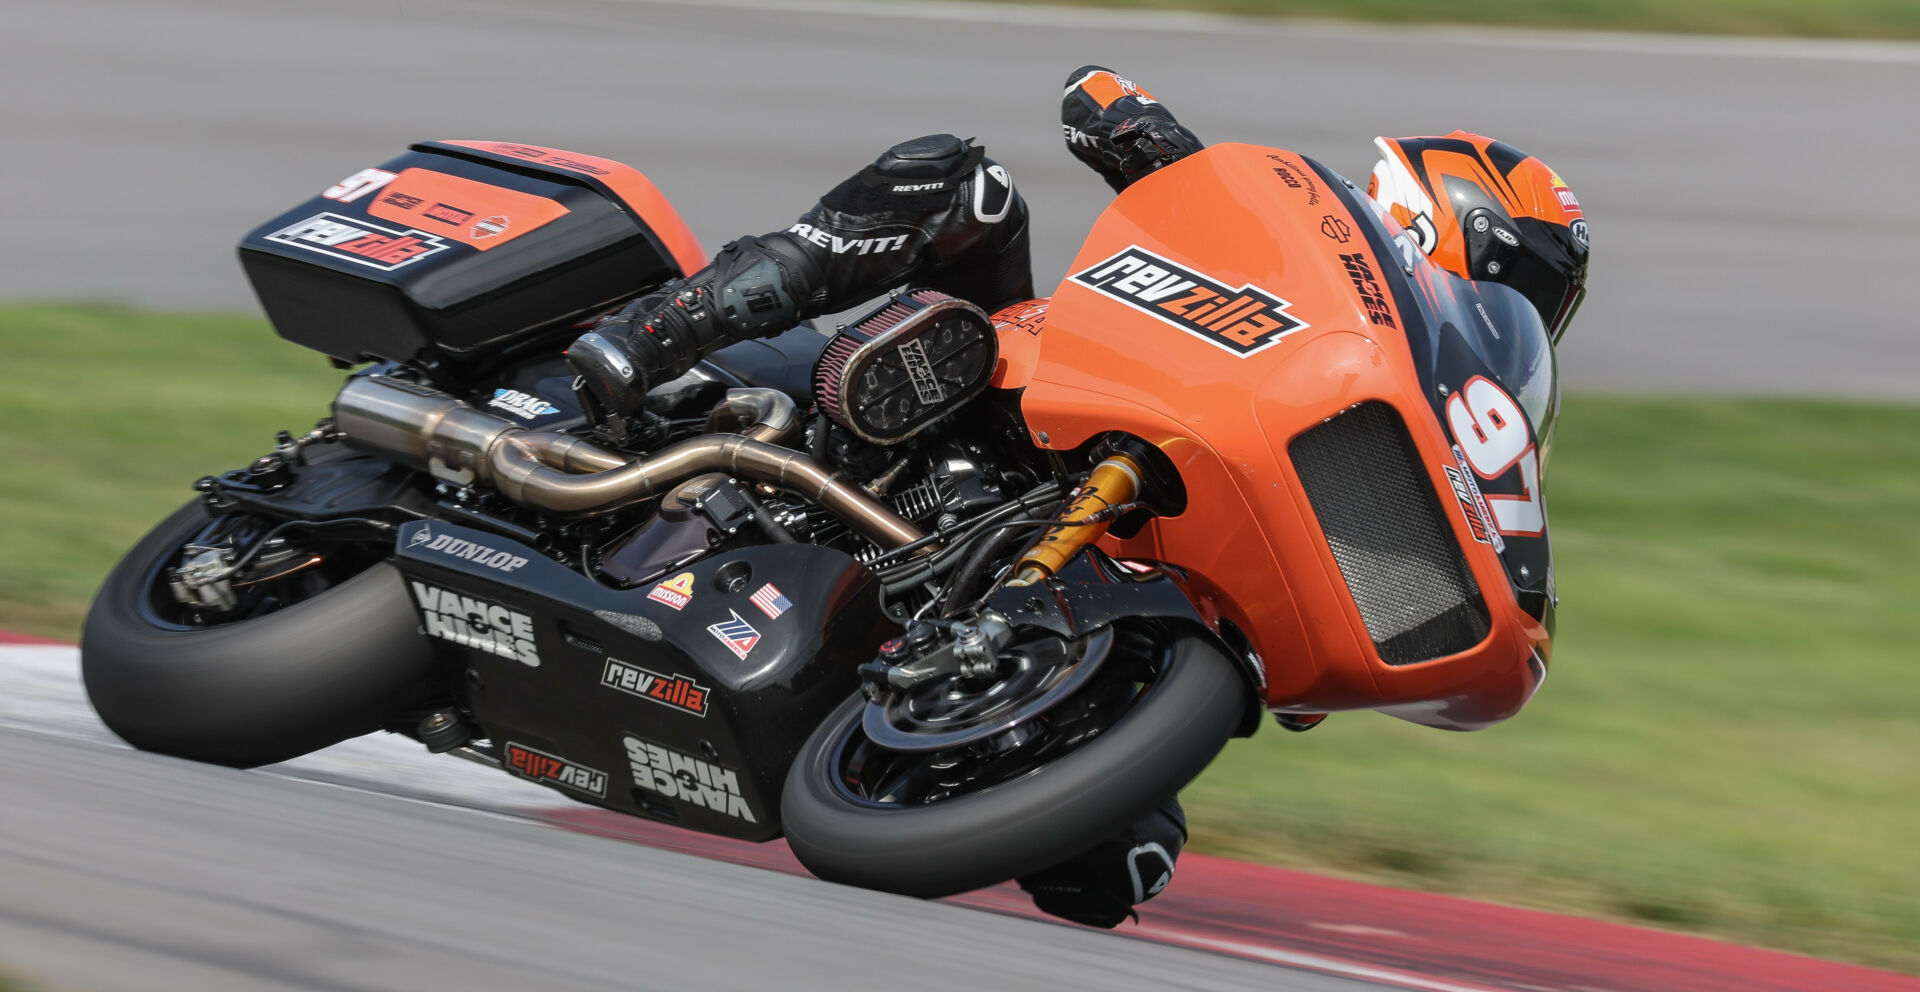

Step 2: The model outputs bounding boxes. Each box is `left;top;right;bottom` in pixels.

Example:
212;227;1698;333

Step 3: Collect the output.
860;626;1115;753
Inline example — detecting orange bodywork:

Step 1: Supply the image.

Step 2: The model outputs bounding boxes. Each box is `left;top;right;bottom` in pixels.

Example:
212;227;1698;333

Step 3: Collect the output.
1009;143;1548;730
442;140;706;276
367;167;570;251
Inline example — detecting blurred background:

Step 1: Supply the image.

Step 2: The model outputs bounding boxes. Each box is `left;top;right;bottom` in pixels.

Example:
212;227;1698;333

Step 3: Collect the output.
2;0;1917;984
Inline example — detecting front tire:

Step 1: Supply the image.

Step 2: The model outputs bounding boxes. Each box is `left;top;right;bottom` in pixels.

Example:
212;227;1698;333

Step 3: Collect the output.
82;501;438;767
780;628;1246;898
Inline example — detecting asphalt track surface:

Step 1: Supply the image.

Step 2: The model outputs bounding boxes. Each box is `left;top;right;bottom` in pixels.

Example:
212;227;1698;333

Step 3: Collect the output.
11;642;1910;992
0;645;1394;992
4;0;1920;397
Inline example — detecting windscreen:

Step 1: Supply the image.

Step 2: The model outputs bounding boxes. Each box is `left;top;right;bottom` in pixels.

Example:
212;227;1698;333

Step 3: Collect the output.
1431;276;1560;473
1324;166;1560;627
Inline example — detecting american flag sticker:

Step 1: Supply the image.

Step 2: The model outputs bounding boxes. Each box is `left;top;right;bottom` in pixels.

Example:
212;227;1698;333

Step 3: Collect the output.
748;583;792;620
706;610;761;660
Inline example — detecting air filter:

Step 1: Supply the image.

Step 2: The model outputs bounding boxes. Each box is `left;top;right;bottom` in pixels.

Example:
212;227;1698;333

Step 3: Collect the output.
812;289;997;445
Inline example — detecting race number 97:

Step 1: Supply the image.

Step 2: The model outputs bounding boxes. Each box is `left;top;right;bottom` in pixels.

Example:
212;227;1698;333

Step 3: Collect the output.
1445;376;1543;536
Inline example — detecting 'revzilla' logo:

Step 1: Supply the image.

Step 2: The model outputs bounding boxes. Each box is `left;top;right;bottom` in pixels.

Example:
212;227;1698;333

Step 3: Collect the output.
410;581;540;666
1069;246;1308;357
265;212;450;271
624;736;756;822
601;658;709;716
504;742;607;798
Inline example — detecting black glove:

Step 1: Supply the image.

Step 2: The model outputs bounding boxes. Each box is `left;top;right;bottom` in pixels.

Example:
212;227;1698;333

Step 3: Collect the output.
1017;797;1187;928
1061;65;1205;192
1109;115;1206;188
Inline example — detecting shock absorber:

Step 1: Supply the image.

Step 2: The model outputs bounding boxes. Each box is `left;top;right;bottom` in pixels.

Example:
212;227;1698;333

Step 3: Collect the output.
1006;453;1145;587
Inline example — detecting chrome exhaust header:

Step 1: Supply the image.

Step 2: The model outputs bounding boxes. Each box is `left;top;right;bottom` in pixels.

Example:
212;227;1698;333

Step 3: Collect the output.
331;375;922;549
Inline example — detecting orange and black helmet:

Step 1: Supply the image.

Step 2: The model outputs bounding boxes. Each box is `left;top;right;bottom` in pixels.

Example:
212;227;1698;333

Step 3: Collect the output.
1368;131;1589;341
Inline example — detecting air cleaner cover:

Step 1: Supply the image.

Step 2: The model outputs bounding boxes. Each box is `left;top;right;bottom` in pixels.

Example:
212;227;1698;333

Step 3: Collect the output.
811;289;997;444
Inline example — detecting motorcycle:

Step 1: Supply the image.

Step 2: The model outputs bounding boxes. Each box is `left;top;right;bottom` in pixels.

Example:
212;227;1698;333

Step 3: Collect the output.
82;138;1557;901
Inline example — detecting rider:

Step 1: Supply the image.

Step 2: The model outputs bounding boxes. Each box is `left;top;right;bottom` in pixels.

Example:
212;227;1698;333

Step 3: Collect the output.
563;66;1208;422
565;66;1589;928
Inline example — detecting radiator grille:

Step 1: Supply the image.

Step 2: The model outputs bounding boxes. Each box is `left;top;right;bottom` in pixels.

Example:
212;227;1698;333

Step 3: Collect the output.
1289;402;1490;665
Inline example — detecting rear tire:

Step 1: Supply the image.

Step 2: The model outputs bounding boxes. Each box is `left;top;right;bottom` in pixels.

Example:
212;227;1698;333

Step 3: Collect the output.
780;629;1245;898
81;501;438;767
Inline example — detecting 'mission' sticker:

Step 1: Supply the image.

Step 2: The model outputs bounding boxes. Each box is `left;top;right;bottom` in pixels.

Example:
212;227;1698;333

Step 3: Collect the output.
1069;246;1308;357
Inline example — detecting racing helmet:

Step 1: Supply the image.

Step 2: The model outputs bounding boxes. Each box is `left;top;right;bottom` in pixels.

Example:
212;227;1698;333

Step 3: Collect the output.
1368;131;1589;341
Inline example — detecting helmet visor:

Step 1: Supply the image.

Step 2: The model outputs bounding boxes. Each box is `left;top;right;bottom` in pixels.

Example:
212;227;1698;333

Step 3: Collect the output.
1496;247;1583;343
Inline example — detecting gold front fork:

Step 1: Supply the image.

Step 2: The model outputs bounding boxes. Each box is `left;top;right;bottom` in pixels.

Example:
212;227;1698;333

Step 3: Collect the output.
1006;454;1144;586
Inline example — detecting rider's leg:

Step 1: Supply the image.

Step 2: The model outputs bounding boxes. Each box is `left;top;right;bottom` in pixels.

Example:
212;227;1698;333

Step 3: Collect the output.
568;134;1030;418
1017;797;1188;928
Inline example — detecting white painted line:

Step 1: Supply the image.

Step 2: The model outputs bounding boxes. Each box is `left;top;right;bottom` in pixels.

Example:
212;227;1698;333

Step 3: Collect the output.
598;0;1920;64
1149;927;1515;992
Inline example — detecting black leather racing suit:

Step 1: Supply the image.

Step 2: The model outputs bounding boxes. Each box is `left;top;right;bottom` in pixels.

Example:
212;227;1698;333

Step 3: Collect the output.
568;133;1031;422
567;63;1202;417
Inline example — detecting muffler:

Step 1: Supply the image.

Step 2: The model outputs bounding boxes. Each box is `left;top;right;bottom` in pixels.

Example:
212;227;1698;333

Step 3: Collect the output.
332;375;923;550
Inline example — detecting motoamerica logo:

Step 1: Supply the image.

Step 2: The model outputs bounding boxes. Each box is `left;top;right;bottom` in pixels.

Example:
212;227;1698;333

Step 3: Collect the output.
1070;245;1308;357
503;742;607;798
624;736;756;822
407;523;530;573
410;581;540;666
601;658;709;717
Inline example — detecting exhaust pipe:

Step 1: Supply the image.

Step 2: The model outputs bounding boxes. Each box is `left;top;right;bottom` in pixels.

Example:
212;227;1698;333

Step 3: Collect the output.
332;375;923;550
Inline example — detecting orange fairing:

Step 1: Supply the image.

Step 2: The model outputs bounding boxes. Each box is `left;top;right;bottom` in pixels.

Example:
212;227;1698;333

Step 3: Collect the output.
988;299;1050;389
441;140;706;276
1017;143;1546;729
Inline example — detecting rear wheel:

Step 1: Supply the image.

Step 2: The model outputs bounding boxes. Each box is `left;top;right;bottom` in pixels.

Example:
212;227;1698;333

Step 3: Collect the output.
81;500;438;767
780;624;1245;898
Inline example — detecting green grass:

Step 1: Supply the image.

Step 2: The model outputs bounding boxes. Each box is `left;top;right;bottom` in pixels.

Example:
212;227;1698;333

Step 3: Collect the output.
940;0;1920;40
3;303;1917;971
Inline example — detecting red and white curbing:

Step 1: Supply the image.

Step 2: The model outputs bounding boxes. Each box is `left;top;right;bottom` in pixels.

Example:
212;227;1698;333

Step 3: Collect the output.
534;807;1919;992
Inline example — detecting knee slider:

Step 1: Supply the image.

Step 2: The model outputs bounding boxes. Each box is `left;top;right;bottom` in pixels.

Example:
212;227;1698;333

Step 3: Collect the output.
1017;798;1187;929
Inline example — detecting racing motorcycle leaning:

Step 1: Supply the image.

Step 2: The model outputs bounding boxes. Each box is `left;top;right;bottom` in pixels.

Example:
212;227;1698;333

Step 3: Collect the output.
82;136;1562;915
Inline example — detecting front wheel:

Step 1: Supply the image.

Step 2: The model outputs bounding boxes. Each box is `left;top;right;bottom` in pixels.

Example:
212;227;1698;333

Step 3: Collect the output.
81;500;438;767
780;625;1247;898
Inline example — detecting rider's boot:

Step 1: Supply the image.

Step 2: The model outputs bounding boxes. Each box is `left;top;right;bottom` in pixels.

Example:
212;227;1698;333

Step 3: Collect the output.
568;134;1031;419
1017;796;1188;928
1060;65;1206;193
